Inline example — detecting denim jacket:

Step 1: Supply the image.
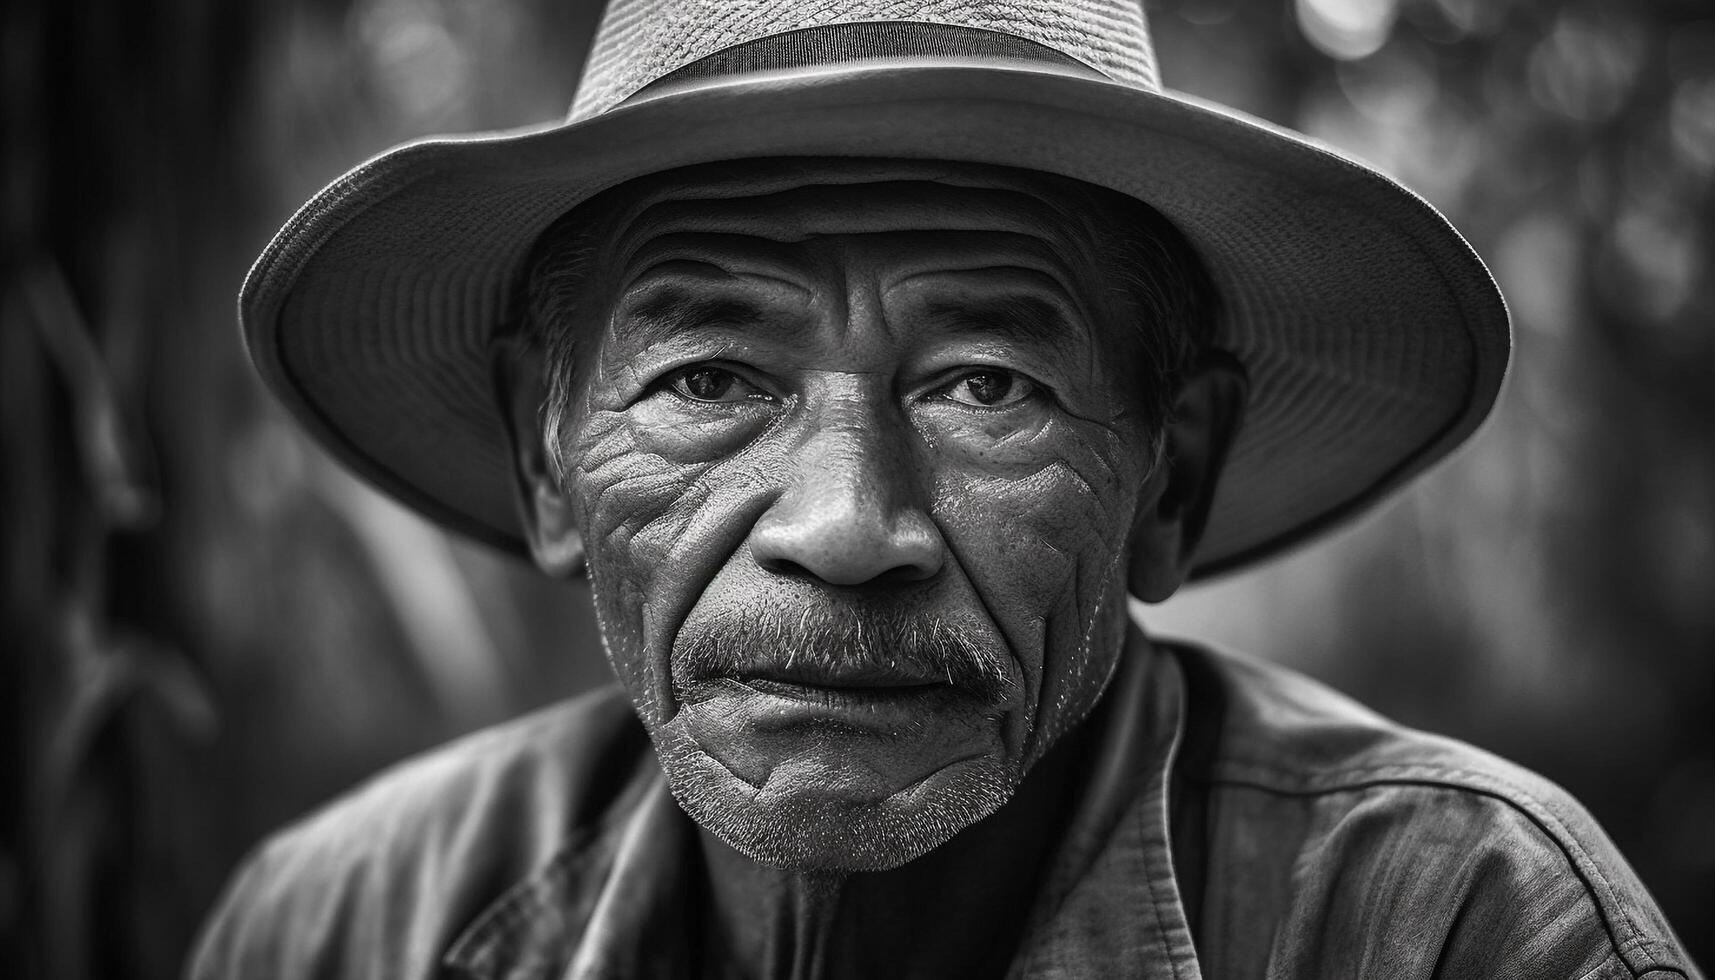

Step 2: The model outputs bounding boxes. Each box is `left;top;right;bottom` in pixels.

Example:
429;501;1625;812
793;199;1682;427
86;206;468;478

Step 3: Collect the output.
189;636;1702;979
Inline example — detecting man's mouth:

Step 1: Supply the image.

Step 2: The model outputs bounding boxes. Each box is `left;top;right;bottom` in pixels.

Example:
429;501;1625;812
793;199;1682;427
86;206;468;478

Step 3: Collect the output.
737;661;956;692
677;663;989;734
669;603;1019;713
738;674;956;708
665;626;1014;789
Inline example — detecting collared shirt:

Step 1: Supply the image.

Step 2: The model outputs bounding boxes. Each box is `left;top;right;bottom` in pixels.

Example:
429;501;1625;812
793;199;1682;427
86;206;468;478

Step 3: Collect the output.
189;637;1703;979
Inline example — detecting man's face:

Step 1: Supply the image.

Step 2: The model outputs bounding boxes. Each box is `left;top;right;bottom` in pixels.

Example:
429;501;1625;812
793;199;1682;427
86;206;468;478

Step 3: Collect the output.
544;161;1167;871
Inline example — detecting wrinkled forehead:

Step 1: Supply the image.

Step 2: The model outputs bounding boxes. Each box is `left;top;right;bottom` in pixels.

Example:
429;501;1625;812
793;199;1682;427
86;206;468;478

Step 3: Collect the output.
591;157;1112;271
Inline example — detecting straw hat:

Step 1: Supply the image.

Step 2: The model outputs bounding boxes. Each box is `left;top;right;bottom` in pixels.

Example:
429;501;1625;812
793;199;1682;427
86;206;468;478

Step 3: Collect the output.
242;0;1509;579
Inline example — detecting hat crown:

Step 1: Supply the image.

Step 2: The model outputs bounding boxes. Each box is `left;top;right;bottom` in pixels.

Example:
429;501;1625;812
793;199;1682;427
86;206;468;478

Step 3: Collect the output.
569;0;1160;120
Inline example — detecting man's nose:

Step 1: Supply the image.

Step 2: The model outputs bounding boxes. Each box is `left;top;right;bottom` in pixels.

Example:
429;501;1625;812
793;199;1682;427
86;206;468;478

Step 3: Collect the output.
749;411;944;587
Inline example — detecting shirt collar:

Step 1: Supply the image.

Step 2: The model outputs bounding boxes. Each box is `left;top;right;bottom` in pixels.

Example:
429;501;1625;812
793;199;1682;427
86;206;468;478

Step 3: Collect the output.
1006;628;1200;979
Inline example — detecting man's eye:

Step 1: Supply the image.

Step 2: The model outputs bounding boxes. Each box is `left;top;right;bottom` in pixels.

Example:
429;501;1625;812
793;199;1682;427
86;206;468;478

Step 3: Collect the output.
941;370;1038;408
666;366;765;403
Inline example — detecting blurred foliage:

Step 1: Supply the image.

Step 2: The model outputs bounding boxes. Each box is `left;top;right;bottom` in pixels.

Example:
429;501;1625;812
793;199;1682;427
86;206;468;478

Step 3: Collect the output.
1146;0;1715;953
2;0;1710;977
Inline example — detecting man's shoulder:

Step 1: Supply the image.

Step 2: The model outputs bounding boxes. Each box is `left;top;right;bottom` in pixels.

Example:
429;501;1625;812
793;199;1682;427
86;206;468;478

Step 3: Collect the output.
1169;641;1699;979
189;685;657;979
287;683;647;841
1173;639;1561;791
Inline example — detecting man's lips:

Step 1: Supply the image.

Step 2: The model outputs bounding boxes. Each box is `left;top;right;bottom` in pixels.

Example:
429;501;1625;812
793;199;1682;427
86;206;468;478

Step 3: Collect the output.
677;663;989;732
734;662;955;692
722;677;979;737
740;676;952;707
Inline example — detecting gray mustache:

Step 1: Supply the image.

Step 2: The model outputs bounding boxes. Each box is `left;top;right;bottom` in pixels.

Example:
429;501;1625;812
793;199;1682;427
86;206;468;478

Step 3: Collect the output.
674;604;1016;704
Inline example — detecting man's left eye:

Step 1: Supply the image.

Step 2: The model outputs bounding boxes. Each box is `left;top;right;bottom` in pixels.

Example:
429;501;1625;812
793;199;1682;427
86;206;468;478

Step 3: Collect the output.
666;366;768;404
940;370;1038;408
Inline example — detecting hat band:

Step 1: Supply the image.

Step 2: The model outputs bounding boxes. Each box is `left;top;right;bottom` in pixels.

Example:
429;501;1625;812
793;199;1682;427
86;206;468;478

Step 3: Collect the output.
622;21;1110;106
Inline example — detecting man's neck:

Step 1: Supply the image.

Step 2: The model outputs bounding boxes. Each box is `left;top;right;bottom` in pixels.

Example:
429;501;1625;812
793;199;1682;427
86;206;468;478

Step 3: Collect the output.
693;715;1098;980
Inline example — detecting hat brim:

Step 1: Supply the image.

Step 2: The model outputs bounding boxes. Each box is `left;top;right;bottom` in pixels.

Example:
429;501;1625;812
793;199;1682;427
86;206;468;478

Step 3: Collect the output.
243;61;1509;580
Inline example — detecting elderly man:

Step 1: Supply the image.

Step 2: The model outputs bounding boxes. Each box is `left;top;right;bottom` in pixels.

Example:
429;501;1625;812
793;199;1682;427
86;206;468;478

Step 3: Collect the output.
193;2;1700;978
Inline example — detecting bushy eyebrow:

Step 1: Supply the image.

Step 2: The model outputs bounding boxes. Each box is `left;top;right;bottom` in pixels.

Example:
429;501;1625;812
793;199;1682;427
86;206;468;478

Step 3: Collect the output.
919;293;1079;349
615;283;794;349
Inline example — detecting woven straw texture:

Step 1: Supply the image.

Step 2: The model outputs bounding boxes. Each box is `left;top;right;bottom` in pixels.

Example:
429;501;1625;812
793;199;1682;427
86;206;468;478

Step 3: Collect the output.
241;1;1508;580
571;0;1157;118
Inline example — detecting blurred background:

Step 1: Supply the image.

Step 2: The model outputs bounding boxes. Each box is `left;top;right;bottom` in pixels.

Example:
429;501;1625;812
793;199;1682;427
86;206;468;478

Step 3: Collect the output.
3;0;1711;975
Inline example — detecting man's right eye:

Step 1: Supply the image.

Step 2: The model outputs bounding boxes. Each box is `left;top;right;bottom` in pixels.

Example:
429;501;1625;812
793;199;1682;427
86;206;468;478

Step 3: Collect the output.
664;365;769;404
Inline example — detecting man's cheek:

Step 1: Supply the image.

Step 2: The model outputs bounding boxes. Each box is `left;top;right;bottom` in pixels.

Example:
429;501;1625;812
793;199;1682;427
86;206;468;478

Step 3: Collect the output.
932;442;1142;753
568;412;691;588
937;462;1126;635
931;417;1140;621
569;411;781;721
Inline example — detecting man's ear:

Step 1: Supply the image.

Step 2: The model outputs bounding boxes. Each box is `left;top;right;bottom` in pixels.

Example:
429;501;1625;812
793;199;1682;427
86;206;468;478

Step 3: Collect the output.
1128;351;1248;603
491;331;584;578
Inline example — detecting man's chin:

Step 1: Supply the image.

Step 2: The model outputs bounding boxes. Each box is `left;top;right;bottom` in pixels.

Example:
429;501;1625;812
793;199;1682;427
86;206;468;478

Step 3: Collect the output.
653;722;1017;871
